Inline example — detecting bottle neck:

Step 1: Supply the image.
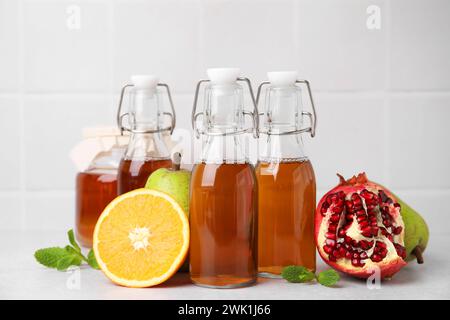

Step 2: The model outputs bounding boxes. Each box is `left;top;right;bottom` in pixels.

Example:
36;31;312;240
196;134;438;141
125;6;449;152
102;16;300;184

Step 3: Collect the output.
259;133;307;163
201;135;249;164
129;88;161;132
124;132;170;160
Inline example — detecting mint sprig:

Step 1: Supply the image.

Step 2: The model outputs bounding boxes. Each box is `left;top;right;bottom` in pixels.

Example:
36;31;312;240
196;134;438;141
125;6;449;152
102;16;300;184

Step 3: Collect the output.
281;265;340;287
34;229;99;271
317;269;340;287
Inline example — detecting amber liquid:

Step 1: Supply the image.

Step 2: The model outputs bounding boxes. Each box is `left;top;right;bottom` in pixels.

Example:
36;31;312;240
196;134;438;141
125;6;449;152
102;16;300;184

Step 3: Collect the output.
256;160;316;276
117;158;172;194
190;163;258;288
75;171;118;247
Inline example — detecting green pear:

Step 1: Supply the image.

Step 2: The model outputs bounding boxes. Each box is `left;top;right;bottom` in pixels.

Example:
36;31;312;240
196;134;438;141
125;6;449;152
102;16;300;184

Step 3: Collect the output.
397;197;429;264
145;153;190;215
145;153;191;272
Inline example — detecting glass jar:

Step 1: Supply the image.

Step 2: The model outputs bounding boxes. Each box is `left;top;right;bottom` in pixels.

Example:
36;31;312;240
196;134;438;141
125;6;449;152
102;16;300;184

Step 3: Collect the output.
72;127;128;247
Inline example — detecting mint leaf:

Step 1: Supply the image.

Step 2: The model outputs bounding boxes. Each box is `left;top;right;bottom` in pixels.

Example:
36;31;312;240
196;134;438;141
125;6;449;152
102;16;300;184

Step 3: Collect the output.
34;247;69;269
67;229;81;253
35;229;100;272
317;269;340;287
298;270;316;282
282;265;315;283
87;249;100;270
56;255;82;271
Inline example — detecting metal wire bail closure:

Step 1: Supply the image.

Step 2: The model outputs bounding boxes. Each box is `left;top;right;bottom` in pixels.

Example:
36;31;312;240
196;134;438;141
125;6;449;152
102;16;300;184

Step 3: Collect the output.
116;83;176;135
191;77;259;139
256;79;317;138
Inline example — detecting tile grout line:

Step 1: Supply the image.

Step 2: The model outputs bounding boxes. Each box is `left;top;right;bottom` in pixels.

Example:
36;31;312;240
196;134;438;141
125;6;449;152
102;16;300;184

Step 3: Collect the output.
382;0;392;186
108;0;114;101
18;0;26;230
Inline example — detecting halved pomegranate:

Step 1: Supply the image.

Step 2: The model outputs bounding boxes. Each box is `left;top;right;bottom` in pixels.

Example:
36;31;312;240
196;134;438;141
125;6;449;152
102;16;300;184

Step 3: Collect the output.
315;173;407;279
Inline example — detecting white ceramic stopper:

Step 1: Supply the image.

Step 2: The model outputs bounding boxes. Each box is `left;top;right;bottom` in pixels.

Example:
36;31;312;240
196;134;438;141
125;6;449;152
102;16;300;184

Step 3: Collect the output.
130;74;159;90
207;68;240;84
267;71;298;86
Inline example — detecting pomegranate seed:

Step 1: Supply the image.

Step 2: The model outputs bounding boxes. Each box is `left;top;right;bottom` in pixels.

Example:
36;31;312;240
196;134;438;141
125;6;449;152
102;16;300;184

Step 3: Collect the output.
330;214;340;223
360;189;373;200
371;226;379;236
332;206;343;213
327;194;338;204
356;209;366;217
345;214;354;221
351;259;360;267
383;219;391;227
358;260;366;267
344;236;352;244
328;225;337;233
345;200;353;210
371;254;382;262
393;226;403;235
352;240;360;247
329;255;337;262
360;252;368;260
332;250;340;258
338;229;346;237
379;248;388;257
326;232;337;240
359;221;369;228
361;226;372;237
360;240;370;250
387;234;394;242
323;245;333;254
338;247;347;256
377;241;387;249
357;215;367;222
345;252;352;259
325;239;336;247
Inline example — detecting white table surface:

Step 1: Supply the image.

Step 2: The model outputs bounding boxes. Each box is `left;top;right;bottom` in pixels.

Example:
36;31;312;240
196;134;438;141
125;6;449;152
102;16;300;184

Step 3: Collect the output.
1;230;449;300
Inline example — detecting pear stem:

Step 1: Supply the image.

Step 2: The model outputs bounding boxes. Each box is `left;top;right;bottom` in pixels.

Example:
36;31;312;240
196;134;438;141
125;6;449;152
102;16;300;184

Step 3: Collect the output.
413;246;424;264
172;152;181;171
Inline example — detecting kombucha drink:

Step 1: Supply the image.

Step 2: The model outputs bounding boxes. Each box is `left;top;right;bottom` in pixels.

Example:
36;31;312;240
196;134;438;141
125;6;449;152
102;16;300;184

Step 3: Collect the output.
255;71;318;277
117;158;171;194
190;163;257;288
256;160;316;274
116;75;176;195
75;171;117;247
189;68;259;288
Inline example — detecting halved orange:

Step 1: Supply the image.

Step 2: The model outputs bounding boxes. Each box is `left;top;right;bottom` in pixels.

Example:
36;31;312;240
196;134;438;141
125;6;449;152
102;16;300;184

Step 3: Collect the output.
93;188;189;288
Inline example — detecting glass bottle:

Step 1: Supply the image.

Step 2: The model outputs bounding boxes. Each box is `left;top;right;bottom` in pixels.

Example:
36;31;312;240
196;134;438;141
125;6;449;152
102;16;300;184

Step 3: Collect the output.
255;71;317;277
116;75;176;194
74;127;128;247
189;68;259;288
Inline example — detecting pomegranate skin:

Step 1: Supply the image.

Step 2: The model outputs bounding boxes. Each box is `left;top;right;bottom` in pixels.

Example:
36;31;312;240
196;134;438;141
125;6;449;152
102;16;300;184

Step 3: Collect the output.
315;173;407;280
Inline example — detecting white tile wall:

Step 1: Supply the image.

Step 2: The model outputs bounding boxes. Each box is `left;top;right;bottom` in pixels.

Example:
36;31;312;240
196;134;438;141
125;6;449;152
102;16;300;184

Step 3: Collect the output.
305;94;386;190
297;0;387;91
23;95;114;190
0;0;19;91
390;0;450;91
0;97;21;190
114;0;201;93
23;0;111;93
0;0;449;232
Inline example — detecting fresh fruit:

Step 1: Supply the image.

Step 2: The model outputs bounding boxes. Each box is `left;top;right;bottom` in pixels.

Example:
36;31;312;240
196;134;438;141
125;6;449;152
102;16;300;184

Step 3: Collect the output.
397;197;429;263
93;188;189;288
145;152;191;272
315;173;414;279
145;152;190;214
